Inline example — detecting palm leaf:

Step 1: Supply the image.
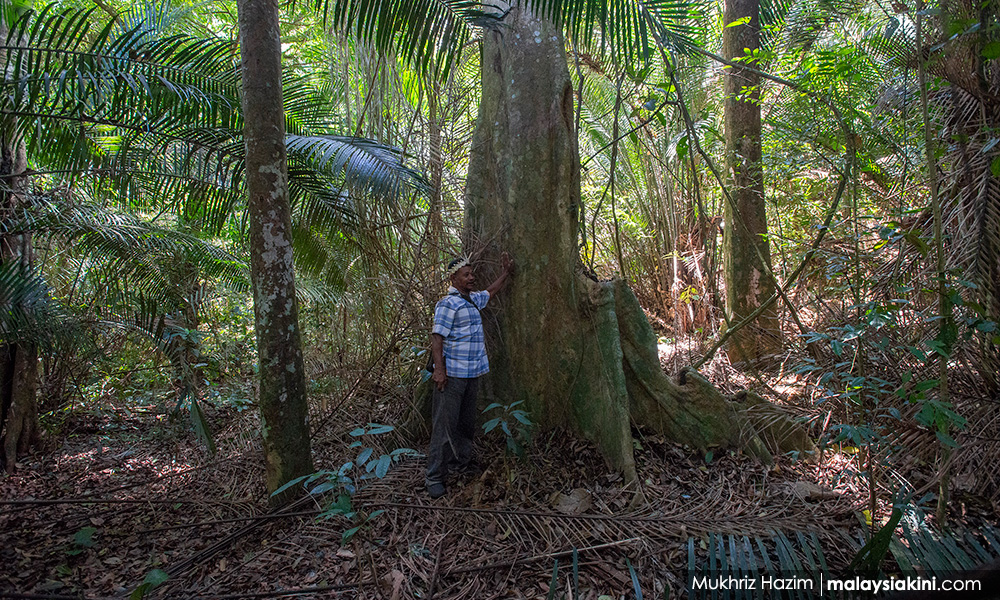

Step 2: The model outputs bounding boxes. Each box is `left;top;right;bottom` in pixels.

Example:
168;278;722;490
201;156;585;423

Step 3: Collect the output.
0;261;62;347
685;517;1000;599
315;0;479;79
286;134;428;200
318;0;702;82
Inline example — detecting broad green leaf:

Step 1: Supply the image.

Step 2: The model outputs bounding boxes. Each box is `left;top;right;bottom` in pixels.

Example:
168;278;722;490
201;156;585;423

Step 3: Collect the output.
375;454;391;478
310;481;336;495
73;527;97;548
545;559;559;600
342;525;362;544
366;423;394;435
982;40;1000;60
272;474;311;497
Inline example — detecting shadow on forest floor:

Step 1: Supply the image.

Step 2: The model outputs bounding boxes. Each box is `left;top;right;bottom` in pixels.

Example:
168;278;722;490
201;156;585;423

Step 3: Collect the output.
2;345;997;599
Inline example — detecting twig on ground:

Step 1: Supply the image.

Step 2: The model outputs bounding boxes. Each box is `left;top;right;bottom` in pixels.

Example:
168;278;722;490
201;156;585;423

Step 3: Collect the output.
443;537;641;576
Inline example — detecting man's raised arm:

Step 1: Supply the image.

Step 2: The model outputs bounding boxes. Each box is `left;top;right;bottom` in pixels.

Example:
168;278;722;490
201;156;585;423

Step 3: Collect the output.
486;252;514;297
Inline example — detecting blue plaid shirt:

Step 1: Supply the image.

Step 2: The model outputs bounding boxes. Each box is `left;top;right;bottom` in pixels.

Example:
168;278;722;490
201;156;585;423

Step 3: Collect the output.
433;287;491;378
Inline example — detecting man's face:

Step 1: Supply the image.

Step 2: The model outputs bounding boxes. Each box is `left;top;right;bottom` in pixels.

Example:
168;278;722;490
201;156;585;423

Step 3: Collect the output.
451;265;475;293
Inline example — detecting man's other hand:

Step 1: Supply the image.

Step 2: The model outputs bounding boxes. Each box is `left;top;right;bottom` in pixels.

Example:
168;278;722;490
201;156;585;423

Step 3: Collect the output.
432;366;447;391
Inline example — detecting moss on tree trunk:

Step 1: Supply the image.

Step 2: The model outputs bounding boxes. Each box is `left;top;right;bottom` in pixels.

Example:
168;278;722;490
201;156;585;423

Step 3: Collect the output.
237;0;313;503
407;4;814;479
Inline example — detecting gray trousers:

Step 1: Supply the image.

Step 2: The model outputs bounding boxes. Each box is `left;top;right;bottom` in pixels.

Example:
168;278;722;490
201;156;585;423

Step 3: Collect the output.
425;377;479;486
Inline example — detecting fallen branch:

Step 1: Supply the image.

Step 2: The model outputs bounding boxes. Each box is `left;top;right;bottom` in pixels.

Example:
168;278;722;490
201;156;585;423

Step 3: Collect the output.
0;497;240;507
172;581;370;599
161;495;316;580
0;593;89;600
443;537;641;576
135;509;321;534
426;534;447;599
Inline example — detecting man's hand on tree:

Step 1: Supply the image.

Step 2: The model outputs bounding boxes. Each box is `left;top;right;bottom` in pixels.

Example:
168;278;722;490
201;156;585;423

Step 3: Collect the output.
433;366;447;391
487;252;514;296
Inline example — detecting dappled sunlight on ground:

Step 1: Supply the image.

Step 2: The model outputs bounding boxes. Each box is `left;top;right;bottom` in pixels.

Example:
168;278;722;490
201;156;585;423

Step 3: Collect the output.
2;361;995;597
0;388;868;598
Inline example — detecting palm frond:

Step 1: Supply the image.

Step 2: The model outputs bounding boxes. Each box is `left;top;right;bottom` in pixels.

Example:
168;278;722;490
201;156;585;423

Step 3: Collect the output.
319;0;702;82
0;261;63;347
2;1;434;370
286;134;428;199
11;199;249;298
685;516;1000;599
550;0;702;59
316;0;478;79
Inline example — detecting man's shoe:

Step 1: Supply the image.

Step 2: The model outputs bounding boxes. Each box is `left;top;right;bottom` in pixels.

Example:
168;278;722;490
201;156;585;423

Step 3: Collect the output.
427;482;446;499
459;460;484;477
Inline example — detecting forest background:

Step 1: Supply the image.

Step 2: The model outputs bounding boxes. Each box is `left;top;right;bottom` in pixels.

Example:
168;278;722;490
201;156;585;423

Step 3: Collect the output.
0;0;999;597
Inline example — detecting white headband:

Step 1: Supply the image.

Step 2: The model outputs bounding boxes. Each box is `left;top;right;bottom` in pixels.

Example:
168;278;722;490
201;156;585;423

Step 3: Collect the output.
447;257;469;278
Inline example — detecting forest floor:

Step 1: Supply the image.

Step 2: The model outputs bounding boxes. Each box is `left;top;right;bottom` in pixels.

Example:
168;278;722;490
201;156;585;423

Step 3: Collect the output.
1;343;995;599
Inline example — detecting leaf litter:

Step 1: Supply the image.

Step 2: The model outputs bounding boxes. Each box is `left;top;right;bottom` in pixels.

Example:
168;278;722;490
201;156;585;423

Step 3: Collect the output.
1;355;992;599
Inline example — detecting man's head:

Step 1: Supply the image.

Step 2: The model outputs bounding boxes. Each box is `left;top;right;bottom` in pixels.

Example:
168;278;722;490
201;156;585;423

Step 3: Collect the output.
447;257;475;293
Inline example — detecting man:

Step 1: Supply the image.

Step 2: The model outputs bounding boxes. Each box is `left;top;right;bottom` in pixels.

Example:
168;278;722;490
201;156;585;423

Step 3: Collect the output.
426;252;513;498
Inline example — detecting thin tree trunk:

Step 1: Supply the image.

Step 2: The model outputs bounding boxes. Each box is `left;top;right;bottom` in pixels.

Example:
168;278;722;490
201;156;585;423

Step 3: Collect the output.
426;80;445;265
722;0;781;362
0;14;38;472
914;0;953;527
2;342;38;472
236;0;313;502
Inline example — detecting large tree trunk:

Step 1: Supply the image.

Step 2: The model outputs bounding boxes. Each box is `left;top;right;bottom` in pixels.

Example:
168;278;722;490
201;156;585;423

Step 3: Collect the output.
460;4;811;478
237;0;313;502
721;0;782;362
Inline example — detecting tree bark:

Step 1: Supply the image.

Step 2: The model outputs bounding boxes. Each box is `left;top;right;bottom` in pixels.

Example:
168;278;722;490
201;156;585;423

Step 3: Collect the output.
237;0;313;502
0;14;38;472
456;4;812;478
722;0;781;362
1;342;38;472
0;158;38;473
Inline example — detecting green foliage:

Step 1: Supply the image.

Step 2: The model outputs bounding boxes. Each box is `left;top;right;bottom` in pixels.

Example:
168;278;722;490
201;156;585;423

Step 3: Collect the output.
65;526;97;556
543;548;652;600
187;394;216;454
0;260;63;348
626;557;644;599
129;569;169;600
6;0;425;257
318;0;701;89
546;558;560;600
849;506;903;574
1;1;428;451
482;400;532;457
272;423;415;543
